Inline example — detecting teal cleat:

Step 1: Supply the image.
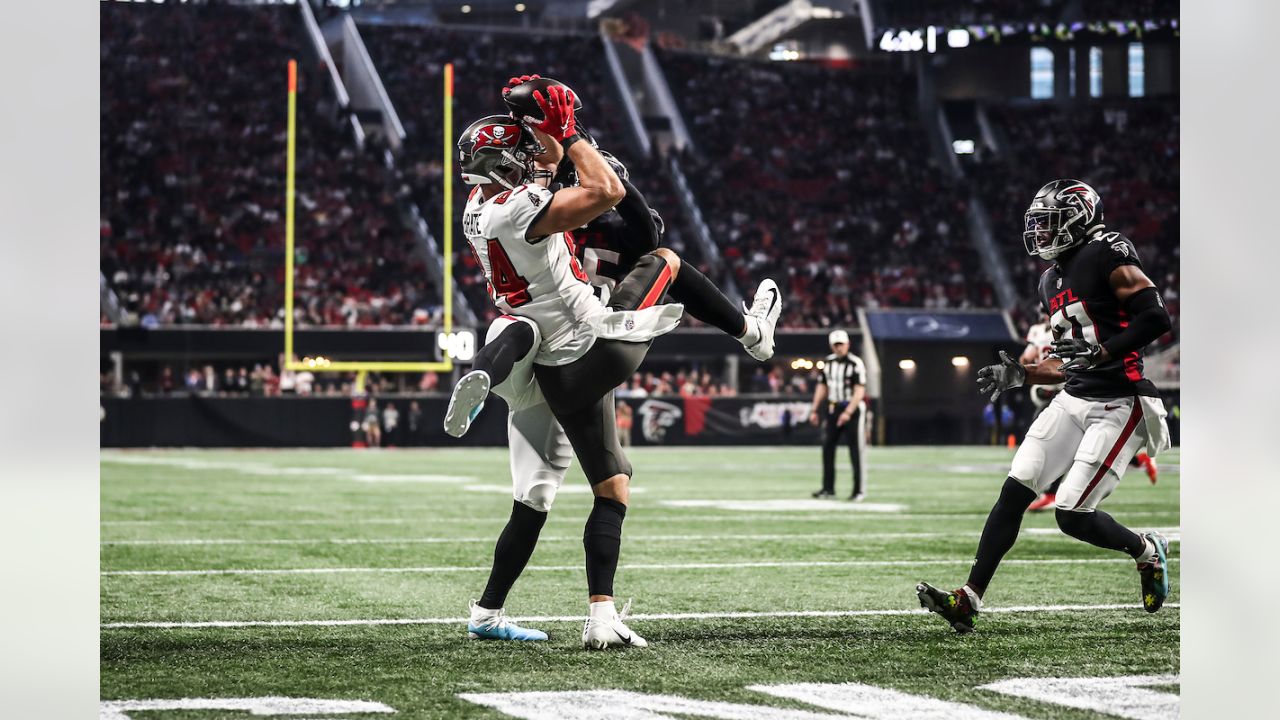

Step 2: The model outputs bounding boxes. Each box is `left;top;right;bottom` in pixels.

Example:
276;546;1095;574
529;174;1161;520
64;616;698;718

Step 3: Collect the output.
444;371;490;438
1138;531;1171;613
467;601;548;642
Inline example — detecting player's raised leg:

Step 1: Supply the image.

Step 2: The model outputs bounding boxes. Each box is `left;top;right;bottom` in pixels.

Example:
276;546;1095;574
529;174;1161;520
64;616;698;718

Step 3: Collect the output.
668;264;780;361
444;318;536;438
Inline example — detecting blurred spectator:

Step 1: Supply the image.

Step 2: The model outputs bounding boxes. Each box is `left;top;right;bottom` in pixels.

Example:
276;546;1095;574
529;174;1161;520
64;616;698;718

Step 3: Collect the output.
100;4;437;328
382;402;400;447
657;49;996;328
616;401;633;447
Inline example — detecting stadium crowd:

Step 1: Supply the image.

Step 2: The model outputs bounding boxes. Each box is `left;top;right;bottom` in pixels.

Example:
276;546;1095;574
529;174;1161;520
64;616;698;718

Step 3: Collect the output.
659;49;996;329
361;24;715;324
100;3;438;328
966;98;1180;339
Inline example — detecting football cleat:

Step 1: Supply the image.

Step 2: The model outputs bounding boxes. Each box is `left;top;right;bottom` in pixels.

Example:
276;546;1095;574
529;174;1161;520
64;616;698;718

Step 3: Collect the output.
1137;531;1171;613
1135;453;1159;484
849;492;866;502
916;582;979;634
443;370;490;438
811;489;834;499
742;278;782;362
1027;493;1057;512
582;599;648;650
467;600;548;641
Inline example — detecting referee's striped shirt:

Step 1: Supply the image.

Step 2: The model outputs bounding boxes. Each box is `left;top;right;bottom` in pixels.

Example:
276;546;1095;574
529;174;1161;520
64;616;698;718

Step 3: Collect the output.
819;353;866;404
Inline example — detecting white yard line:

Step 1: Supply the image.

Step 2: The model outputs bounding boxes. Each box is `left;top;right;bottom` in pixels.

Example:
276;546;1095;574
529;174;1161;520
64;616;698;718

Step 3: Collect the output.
102;556;1178;577
101;601;1180;629
100;528;1181;547
99;510;1181;526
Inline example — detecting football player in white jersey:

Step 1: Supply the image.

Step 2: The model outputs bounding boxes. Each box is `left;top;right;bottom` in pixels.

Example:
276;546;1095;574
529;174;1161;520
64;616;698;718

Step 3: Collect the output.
444;83;782;649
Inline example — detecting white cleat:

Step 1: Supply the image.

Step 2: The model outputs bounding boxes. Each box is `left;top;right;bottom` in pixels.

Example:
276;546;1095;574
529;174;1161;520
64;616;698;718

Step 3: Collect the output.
581;599;648;650
742;278;782;361
443;370;490;438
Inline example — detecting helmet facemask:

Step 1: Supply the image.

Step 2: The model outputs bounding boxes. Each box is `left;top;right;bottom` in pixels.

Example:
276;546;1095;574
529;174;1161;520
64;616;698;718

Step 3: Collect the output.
1023;206;1086;260
1023;180;1102;260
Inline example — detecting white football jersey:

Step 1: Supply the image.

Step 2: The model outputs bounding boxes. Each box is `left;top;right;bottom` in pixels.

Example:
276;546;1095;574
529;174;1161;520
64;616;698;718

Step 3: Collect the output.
1025;322;1054;363
463;183;606;366
1025;321;1065;396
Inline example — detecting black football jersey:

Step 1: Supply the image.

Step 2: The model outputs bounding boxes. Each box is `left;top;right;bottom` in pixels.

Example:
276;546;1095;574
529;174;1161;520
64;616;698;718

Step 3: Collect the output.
1038;231;1160;400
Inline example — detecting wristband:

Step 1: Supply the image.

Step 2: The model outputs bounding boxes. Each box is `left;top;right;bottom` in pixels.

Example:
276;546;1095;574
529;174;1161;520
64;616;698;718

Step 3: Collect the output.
560;133;582;152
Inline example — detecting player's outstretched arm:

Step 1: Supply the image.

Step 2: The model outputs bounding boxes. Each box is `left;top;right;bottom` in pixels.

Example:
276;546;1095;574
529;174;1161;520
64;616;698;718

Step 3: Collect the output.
524;87;625;239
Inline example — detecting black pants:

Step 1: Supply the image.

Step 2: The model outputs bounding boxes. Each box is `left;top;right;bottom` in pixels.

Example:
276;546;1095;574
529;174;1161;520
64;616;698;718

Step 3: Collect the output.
821;402;864;495
533;252;674;485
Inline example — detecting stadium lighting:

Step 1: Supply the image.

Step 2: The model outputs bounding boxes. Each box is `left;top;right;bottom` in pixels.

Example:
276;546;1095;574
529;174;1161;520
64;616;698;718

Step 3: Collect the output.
898;359;917;371
461;5;471;13
948;29;971;48
515;2;526;11
953;139;975;154
951;356;970;368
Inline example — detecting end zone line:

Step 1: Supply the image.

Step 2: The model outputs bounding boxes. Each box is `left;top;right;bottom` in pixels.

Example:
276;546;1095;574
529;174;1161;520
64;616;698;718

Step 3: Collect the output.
101;602;1180;629
102;557;1179;577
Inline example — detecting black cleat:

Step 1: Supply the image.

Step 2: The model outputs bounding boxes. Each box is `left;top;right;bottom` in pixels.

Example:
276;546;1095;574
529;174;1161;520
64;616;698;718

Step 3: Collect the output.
812;489;834;499
916;582;978;634
1138;531;1171;613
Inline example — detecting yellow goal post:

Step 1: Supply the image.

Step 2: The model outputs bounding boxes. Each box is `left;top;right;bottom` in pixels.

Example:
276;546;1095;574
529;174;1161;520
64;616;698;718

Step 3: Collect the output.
282;59;457;373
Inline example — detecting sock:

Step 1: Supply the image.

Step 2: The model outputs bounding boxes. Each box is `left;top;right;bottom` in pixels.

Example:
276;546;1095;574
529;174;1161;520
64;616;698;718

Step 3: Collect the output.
478;500;549;610
583;496;627;598
1055;508;1148;559
668;264;748;340
472;321;535;388
966;477;1037;596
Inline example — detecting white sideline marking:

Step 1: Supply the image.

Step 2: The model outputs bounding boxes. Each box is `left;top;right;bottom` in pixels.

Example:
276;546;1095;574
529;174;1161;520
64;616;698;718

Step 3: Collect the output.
663;499;907;512
463;483;648;495
353;474;475;483
99;697;394;720
99;510;1180;526
101;602;1180;629
102;556;1179;576
1025;526;1180;542
103;528;1162;546
101;532;954;546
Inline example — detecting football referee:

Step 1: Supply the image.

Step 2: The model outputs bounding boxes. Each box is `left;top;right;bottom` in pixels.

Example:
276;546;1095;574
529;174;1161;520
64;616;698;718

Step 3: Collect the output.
809;329;868;500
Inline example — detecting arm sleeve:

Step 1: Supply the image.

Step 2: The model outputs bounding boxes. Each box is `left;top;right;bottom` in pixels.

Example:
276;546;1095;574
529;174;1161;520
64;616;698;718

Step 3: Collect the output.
817;366;828;385
610;177;661;257
1101;287;1172;357
853;358;867;386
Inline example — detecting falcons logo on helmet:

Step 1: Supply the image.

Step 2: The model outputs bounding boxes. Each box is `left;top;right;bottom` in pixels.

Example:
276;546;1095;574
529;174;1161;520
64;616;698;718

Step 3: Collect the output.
1060;184;1098;219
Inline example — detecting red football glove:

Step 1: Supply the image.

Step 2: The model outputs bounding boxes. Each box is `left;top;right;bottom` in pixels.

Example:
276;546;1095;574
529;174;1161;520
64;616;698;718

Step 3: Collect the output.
501;74;541;98
530;85;577;142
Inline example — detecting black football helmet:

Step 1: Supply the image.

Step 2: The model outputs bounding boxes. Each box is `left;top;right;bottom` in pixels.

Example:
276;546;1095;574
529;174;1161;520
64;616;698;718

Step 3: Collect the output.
1023;179;1104;260
457;115;544;188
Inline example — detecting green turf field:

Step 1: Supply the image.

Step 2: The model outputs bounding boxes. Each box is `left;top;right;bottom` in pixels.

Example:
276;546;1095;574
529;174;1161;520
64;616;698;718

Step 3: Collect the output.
101;446;1179;719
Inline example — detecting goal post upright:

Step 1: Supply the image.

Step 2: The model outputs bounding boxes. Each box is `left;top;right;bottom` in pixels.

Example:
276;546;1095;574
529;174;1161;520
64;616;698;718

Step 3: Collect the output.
282;60;457;374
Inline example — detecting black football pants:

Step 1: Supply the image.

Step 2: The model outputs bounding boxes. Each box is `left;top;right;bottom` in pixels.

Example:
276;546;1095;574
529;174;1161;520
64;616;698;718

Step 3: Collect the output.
820;402;864;495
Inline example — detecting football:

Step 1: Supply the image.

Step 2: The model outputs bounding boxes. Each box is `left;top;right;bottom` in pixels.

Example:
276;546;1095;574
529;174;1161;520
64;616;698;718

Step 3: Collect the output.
502;76;583;124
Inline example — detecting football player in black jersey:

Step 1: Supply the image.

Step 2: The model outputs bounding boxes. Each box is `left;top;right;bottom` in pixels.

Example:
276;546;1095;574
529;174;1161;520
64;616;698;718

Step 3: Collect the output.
916;179;1174;633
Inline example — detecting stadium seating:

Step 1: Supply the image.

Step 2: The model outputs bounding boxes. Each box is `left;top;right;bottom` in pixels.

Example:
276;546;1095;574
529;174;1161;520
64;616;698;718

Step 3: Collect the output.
657;49;996;328
360;24;712;324
966;98;1180;339
100;4;435;327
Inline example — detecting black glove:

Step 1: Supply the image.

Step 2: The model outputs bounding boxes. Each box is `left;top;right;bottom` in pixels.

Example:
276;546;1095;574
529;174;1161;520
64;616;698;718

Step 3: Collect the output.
976;350;1026;402
1050;338;1104;372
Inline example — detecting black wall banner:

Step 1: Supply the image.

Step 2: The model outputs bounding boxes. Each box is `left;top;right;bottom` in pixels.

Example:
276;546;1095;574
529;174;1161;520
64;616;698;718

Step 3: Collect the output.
101;392;1178;449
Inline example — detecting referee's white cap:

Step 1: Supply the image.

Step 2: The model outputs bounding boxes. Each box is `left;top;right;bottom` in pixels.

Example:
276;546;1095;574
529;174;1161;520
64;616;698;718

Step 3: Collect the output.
828;329;849;346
